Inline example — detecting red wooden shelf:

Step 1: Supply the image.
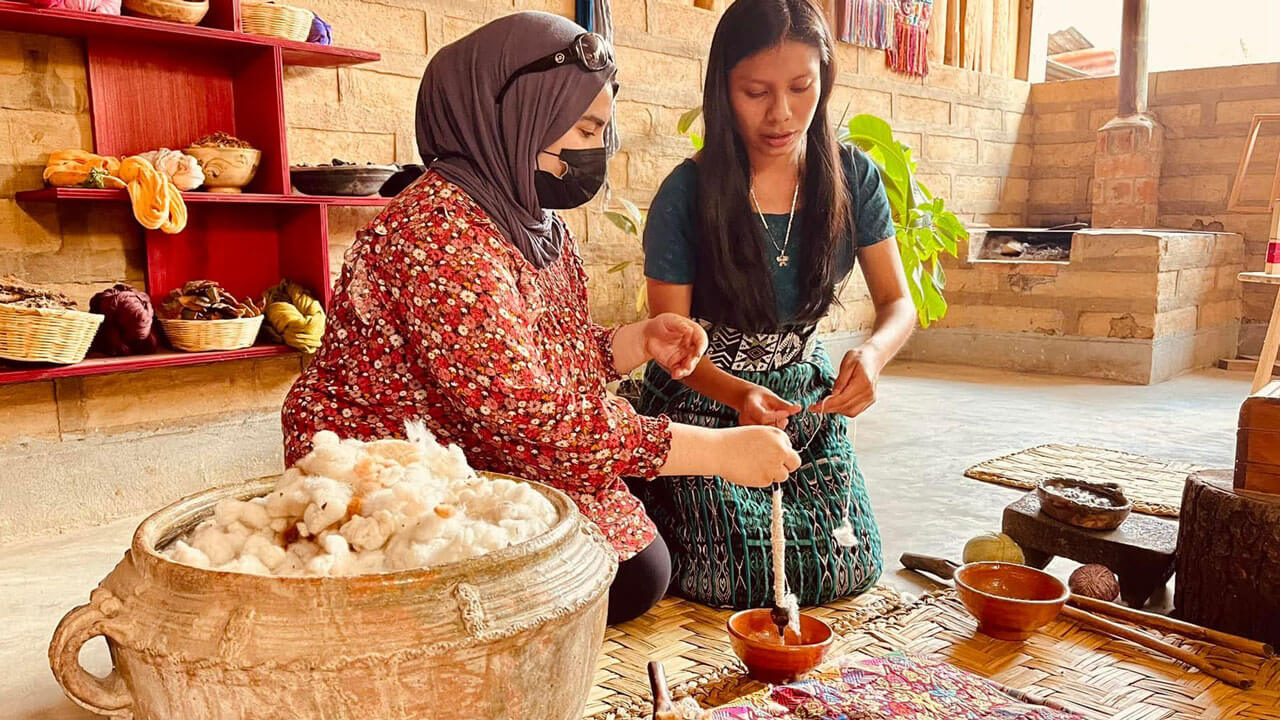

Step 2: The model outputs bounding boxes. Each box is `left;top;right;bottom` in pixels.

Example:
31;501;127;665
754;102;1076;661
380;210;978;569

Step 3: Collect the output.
302;195;392;207
0;2;379;68
0;344;296;386
16;187;391;207
3;0;379;384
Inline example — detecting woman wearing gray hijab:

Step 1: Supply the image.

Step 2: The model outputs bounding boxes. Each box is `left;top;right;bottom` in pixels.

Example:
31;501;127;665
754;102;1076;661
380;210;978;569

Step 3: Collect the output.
282;12;801;623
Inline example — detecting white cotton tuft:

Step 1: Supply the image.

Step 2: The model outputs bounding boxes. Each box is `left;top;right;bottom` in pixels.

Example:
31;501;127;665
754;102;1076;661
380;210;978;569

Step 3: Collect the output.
163;423;556;576
833;516;859;548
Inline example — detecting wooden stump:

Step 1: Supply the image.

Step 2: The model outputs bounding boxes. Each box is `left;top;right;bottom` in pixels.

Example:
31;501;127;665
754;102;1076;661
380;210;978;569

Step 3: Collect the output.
1175;470;1280;645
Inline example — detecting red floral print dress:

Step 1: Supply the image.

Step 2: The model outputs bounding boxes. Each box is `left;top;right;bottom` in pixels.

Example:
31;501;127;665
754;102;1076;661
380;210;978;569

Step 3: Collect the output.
282;171;672;559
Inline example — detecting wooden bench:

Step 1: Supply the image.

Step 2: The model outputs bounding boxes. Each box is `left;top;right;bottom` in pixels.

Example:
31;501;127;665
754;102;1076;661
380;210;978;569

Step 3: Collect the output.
1001;492;1177;608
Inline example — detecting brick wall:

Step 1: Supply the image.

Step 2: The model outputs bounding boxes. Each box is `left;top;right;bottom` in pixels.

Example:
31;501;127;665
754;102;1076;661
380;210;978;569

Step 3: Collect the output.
0;0;1031;541
903;229;1243;383
1025;63;1280;353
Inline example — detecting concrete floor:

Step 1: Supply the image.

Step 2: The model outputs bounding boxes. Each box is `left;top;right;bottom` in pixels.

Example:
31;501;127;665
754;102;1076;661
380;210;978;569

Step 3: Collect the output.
0;361;1249;719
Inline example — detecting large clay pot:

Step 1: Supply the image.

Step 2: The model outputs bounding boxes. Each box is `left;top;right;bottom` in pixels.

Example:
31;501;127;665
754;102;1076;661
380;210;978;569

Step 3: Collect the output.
50;474;617;719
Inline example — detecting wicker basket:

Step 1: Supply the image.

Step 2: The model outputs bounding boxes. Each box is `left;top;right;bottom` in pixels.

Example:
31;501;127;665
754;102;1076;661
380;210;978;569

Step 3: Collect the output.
159;315;264;352
0;303;103;365
241;0;314;42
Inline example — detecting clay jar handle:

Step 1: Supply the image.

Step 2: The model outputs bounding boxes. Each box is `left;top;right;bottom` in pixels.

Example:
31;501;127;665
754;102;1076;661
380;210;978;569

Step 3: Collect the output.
48;589;133;717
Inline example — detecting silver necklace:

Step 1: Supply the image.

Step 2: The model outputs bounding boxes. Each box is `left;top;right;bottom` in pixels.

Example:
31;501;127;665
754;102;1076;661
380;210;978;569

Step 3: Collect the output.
750;181;799;267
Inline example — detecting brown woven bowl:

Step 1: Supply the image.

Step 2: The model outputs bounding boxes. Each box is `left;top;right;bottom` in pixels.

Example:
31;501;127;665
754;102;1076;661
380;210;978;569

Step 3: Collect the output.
159;316;263;352
122;0;210;25
0;304;103;365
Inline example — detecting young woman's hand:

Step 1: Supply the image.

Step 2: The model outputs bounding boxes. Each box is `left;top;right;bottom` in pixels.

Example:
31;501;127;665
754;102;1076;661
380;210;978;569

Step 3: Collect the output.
712;426;801;487
736;386;801;429
810;344;882;417
643;313;708;379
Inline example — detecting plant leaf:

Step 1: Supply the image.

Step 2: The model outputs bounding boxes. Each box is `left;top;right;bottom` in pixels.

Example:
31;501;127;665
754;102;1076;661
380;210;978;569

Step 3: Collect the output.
635;282;648;314
616;197;644;229
677;107;702;135
846;114;895;148
689;132;704;151
607;261;631;274
603;211;638;236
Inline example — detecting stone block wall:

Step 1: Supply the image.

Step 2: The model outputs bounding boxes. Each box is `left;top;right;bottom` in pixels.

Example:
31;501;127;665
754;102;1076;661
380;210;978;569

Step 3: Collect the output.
1025;63;1280;354
900;230;1244;383
0;1;1033;542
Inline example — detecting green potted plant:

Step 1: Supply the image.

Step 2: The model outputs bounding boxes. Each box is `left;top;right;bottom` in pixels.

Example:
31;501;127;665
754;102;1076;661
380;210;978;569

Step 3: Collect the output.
839;113;967;327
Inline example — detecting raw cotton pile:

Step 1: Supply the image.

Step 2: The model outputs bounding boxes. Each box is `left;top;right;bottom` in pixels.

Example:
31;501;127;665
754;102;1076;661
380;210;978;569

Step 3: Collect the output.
657;698;711;720
163;424;557;576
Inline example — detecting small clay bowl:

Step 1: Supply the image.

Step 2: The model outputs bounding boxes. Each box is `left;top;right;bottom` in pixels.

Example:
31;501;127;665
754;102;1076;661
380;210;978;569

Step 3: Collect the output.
291;164;399;196
184;146;261;194
123;0;210;25
1036;477;1132;530
954;561;1069;641
727;608;833;685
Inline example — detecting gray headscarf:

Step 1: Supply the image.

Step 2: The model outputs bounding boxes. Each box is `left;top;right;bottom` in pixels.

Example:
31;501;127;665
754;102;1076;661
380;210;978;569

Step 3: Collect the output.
415;12;615;269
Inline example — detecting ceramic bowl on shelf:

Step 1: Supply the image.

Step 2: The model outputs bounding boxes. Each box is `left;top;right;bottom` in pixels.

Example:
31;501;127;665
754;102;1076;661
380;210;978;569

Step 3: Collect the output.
291;164;399;197
183;146;261;194
122;0;210;25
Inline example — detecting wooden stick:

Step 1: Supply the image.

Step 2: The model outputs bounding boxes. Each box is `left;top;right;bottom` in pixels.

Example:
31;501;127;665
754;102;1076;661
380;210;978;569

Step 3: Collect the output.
1060;606;1255;689
1069;595;1274;658
648;661;674;719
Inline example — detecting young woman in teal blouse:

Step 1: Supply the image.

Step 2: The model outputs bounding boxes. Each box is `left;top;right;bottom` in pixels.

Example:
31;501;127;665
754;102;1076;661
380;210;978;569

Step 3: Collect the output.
631;0;917;609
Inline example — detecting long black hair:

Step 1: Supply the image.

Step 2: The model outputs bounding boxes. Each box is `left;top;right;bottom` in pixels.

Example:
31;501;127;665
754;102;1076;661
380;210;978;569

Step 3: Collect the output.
694;0;850;332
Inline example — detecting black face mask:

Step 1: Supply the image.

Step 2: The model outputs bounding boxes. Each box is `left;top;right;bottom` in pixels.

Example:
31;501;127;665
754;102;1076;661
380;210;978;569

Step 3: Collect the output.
534;147;608;209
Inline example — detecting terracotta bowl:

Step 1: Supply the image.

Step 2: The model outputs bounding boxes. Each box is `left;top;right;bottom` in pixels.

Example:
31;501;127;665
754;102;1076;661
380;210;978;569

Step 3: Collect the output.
727;608;833;685
954;561;1069;641
184;146;261;193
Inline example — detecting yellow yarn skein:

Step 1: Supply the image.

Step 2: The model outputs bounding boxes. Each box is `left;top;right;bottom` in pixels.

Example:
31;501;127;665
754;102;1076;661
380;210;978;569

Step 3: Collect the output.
263;280;326;354
118;156;187;234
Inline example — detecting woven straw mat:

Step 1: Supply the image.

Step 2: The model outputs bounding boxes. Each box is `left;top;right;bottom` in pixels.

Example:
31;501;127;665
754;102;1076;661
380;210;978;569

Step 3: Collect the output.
591;591;1280;720
964;444;1208;517
836;592;1280;720
586;585;908;720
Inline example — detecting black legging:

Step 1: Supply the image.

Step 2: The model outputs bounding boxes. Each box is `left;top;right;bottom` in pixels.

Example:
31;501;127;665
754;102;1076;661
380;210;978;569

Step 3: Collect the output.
606;532;671;625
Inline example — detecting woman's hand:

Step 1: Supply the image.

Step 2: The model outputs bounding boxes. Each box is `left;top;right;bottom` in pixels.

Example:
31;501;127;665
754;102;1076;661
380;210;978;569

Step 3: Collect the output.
643;313;708;379
736;386;801;429
810;344;882;417
711;426;801;487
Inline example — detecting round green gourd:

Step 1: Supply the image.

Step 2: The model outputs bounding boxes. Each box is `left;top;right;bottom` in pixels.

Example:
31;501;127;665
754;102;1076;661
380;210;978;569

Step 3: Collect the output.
962;532;1025;564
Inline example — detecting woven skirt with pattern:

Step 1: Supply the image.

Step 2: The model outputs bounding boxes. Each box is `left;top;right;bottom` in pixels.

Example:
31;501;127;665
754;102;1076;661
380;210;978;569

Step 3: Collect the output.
629;332;883;609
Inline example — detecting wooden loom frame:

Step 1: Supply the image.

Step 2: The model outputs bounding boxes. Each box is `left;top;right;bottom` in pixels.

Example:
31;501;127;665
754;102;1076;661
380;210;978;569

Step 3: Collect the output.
1227;113;1280;214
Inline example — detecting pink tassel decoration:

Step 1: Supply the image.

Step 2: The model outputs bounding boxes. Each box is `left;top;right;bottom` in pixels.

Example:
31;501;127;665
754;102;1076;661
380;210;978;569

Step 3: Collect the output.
838;0;895;50
886;0;933;78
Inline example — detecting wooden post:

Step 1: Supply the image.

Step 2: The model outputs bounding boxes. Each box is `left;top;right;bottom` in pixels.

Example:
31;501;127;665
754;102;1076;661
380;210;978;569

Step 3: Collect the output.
946;0;961;66
992;0;1008;77
1117;0;1149;116
930;0;949;66
1175;470;1280;646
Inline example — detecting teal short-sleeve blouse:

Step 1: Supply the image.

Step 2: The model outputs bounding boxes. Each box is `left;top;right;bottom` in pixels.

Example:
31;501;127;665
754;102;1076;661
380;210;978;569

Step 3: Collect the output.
642;144;895;322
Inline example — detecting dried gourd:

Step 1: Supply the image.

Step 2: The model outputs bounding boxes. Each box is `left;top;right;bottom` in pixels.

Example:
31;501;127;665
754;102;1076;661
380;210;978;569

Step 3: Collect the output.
160;280;264;320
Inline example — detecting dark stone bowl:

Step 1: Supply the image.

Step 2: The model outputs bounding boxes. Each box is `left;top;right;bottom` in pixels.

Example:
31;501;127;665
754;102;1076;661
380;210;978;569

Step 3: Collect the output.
291;165;398;197
1036;477;1132;530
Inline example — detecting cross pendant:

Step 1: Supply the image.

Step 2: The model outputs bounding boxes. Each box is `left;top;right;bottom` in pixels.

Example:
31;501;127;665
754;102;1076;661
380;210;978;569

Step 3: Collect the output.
777;254;790;267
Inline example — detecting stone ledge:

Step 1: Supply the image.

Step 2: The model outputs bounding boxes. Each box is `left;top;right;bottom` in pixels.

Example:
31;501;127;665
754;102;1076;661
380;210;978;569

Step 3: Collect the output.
0;412;285;544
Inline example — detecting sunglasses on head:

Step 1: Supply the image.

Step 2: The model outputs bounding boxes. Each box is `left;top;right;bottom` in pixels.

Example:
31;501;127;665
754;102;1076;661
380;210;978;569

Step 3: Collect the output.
496;32;613;103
